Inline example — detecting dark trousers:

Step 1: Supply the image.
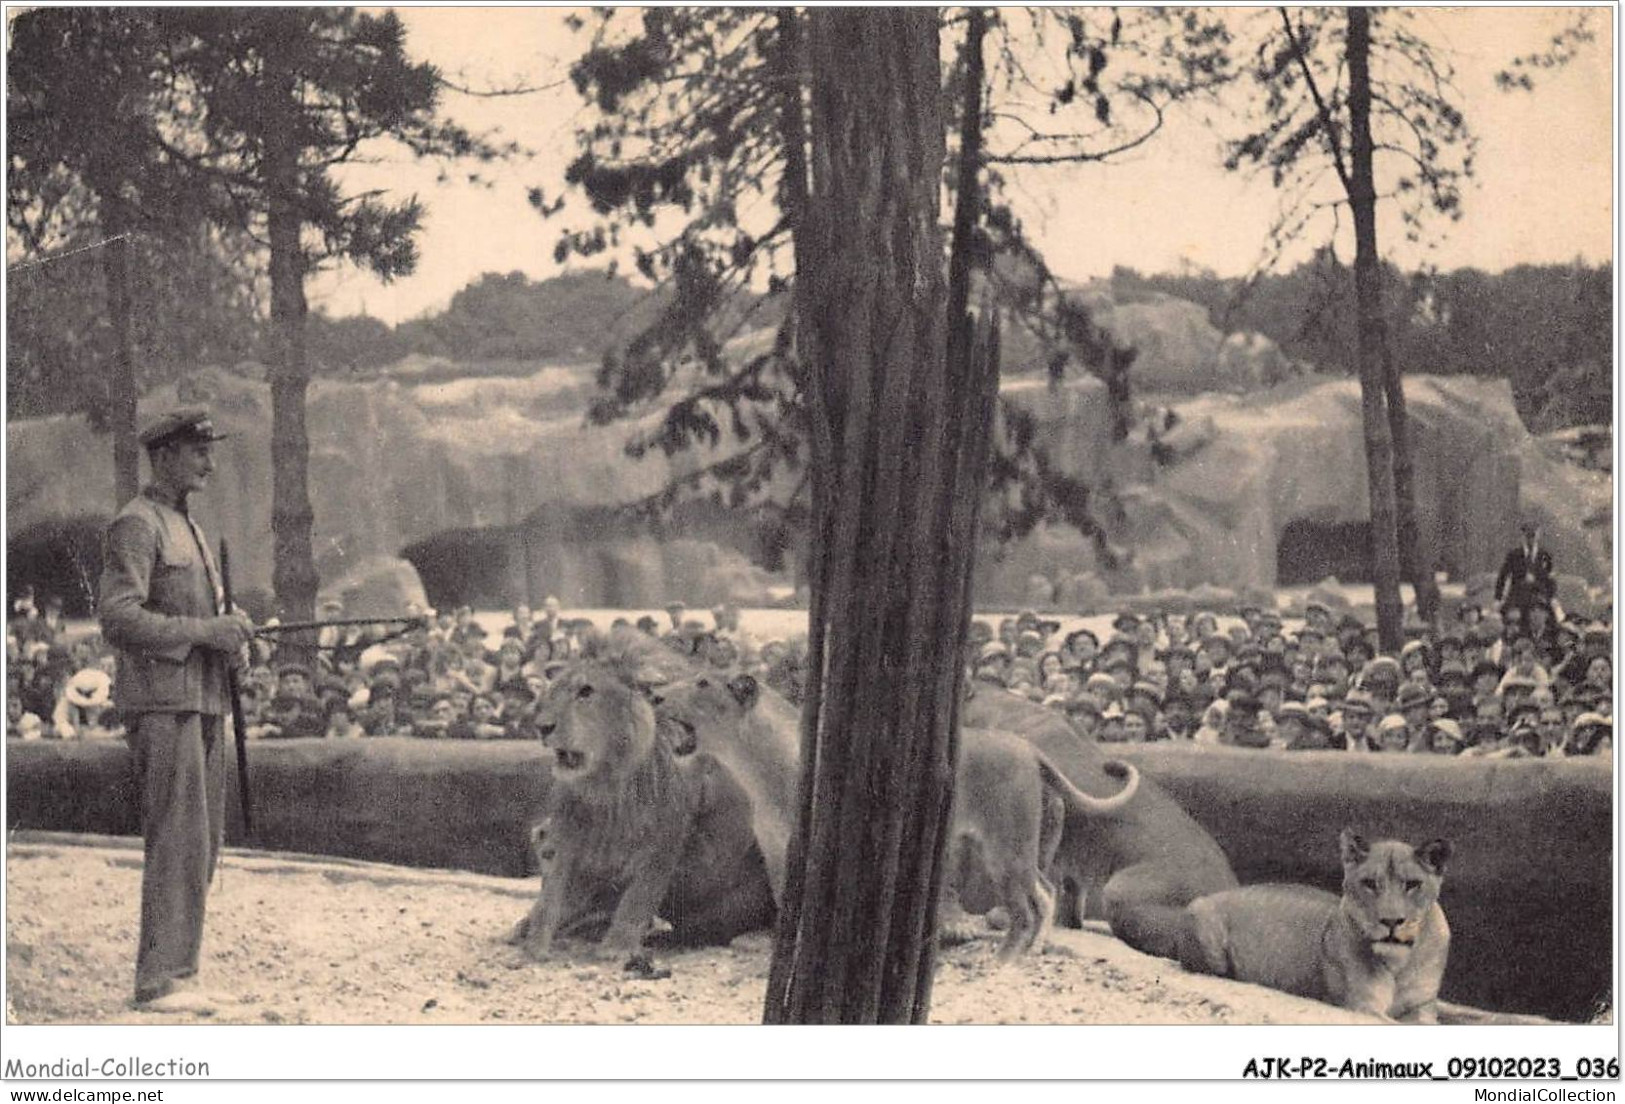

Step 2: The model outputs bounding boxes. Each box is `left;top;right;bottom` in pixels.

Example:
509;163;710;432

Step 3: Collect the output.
127;711;227;999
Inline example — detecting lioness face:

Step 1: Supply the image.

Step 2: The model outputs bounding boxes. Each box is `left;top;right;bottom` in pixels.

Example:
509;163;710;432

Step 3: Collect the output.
650;673;760;751
1339;830;1450;960
534;663;656;785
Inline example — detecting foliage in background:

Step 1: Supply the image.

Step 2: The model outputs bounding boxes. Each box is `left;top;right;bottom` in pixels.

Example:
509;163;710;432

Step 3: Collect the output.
1110;257;1613;429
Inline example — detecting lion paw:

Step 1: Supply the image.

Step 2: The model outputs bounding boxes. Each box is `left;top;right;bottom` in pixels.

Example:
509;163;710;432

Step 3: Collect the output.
623;951;672;980
937;919;986;949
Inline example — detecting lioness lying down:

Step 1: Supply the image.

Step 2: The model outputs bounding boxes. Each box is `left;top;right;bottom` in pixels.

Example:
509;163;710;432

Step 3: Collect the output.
1178;829;1451;1022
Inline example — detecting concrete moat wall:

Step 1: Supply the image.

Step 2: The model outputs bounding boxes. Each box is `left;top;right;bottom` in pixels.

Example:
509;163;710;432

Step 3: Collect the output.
6;739;1610;1022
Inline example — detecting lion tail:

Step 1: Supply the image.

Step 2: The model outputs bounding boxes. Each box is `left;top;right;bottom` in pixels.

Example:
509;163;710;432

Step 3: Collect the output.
1038;756;1139;818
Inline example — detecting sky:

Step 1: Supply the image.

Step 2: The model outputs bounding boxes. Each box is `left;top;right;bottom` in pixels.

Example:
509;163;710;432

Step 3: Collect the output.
309;6;1616;325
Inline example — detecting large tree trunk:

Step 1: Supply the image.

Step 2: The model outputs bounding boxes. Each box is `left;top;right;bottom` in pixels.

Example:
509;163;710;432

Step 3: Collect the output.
1381;333;1441;623
101;213;140;507
264;60;319;653
1347;8;1404;652
763;8;998;1024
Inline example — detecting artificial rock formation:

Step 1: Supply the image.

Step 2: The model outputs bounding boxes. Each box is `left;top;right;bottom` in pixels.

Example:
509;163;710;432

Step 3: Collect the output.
7;335;1608;612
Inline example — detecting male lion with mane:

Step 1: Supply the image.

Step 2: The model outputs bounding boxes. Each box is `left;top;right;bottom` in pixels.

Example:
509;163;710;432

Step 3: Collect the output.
510;639;775;961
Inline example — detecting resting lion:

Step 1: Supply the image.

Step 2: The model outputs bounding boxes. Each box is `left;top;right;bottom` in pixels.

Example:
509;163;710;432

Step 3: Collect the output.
652;672;1141;961
1178;829;1451;1022
510;652;775;960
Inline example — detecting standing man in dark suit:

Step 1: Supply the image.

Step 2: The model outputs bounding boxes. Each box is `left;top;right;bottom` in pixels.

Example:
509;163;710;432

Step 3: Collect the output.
1494;520;1555;627
99;407;255;1013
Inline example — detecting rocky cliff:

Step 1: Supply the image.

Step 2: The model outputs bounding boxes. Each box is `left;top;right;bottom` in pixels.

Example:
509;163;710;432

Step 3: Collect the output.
986;373;1611;607
7;345;1609;614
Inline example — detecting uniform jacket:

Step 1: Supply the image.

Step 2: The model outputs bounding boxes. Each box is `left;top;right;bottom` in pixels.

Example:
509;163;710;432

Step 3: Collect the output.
98;486;229;716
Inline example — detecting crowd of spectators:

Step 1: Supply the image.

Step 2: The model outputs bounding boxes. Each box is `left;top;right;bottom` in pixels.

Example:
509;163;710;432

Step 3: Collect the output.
6;583;1613;759
4;589;789;743
7;589;120;741
963;599;1613;758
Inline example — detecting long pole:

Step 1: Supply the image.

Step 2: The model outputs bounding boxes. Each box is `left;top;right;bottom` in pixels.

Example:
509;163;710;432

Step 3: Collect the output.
220;539;255;838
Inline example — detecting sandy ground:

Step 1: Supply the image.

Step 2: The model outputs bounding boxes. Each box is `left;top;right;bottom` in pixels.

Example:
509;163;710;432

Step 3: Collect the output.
3;833;1384;1027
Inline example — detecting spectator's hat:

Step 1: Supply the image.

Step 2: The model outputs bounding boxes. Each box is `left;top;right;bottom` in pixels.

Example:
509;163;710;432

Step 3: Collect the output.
1362;655;1402;685
16;714;43;738
319;596;344;615
1066;693;1104;718
1500;670;1539;692
1341;689;1375;716
978;641;1007;662
1100;702;1125;721
1101;654;1135;678
1572;712;1611;733
1129;680;1162;704
1395;683;1432;712
1304;598;1332;617
1064;627;1099;649
1377;712;1409;736
1400;639;1430;661
369;671;401;695
1583;625;1612;645
1112;612;1140;632
1506;699;1540;725
63;668;112;709
360;649;401;674
1470;657;1504;682
139;406;229;450
275;661;313;683
1016;609;1043;631
1428;718;1465;749
1226;690;1260;715
1276;701;1309;722
1085;672;1119;694
1103;632;1137;655
499;680;536;703
1436;659;1469;686
635;615;659;634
